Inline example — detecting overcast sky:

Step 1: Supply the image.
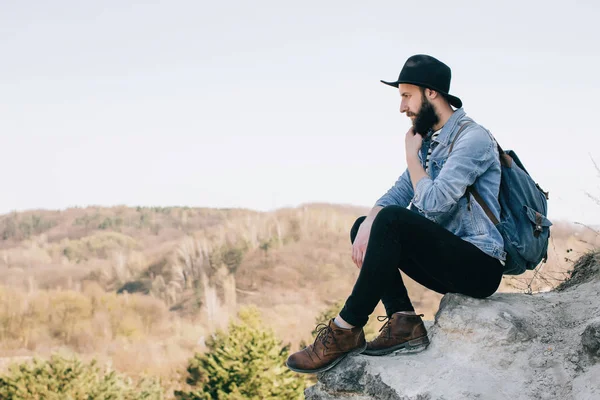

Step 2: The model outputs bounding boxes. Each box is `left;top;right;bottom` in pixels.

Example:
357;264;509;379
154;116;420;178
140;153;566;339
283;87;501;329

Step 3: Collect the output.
2;1;599;224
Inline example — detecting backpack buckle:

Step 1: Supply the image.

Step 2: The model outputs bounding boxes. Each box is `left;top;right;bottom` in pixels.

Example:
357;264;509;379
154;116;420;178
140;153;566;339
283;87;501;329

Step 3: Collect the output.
534;212;543;238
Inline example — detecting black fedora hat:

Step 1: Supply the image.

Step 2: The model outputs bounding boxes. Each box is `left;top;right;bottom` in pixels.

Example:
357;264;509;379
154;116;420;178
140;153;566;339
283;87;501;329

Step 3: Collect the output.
381;54;462;109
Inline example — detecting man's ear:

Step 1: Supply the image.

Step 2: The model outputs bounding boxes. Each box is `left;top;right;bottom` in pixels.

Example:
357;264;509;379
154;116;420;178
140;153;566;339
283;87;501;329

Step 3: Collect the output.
425;88;439;100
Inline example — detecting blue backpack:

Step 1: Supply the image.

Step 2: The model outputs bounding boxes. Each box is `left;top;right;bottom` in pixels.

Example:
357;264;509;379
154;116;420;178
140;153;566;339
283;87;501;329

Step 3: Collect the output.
452;123;552;275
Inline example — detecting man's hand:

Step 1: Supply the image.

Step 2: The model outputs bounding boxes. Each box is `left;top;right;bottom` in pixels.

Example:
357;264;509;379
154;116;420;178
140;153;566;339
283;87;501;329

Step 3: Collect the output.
405;126;429;191
352;218;373;269
405;127;422;160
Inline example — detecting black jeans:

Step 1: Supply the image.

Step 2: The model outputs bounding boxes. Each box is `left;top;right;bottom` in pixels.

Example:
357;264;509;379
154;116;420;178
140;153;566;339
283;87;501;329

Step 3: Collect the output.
339;205;504;327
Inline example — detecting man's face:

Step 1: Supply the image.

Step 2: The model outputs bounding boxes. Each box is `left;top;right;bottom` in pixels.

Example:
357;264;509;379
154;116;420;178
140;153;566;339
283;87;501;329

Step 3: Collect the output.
399;84;439;136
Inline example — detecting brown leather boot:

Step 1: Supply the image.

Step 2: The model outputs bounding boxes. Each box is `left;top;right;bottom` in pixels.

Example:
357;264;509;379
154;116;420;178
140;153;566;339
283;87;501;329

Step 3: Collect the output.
286;319;366;374
363;312;429;356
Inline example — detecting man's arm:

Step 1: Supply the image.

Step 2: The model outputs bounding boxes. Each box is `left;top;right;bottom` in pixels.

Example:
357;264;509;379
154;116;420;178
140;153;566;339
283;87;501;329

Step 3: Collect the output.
374;168;414;208
406;155;427;192
352;168;413;269
410;126;497;218
366;205;383;220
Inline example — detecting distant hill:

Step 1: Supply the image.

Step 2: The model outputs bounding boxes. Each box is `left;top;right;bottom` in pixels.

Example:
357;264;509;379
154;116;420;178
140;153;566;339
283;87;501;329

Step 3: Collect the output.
0;203;597;381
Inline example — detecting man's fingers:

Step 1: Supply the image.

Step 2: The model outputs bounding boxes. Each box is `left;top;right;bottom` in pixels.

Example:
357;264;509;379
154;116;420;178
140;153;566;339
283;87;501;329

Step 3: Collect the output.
352;237;369;269
359;243;368;268
357;247;364;269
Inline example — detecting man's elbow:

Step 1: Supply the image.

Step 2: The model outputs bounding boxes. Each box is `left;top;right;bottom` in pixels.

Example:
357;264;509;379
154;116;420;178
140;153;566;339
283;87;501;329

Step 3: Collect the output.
414;193;456;217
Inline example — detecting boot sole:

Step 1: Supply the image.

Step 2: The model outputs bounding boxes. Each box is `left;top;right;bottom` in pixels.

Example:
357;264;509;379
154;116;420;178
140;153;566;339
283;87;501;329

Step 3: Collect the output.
286;342;368;374
362;335;430;356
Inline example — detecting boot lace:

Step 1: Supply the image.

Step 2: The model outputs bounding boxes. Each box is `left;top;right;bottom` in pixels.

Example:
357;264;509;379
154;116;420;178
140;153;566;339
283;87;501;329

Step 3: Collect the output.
313;323;337;354
376;315;392;339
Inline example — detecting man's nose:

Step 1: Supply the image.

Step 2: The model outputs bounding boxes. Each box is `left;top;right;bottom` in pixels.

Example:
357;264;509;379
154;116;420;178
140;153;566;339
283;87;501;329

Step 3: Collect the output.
400;103;408;114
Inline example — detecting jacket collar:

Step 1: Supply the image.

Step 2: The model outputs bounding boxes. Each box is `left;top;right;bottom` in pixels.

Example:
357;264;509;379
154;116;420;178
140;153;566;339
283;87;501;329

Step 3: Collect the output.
432;108;466;147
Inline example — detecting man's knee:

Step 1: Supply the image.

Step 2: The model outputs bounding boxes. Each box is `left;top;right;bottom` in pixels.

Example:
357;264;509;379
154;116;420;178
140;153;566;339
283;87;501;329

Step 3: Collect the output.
370;205;414;237
375;205;407;220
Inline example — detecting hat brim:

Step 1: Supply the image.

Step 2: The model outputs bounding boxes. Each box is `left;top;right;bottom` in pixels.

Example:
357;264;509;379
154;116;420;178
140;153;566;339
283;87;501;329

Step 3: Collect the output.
380;79;462;109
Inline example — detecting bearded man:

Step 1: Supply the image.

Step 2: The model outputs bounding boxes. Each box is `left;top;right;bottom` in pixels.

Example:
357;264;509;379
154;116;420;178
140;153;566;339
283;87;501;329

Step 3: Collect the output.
286;55;506;374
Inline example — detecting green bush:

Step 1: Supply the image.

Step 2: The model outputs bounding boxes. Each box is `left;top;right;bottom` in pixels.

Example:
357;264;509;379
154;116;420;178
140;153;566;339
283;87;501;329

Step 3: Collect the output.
175;307;304;400
0;354;164;400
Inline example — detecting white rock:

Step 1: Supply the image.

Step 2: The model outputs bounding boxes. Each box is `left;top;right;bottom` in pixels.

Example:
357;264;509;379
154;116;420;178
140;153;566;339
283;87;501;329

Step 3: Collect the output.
306;252;600;400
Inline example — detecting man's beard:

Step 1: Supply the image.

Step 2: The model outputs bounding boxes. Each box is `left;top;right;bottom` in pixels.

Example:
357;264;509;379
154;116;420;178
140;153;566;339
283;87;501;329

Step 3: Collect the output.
412;97;439;136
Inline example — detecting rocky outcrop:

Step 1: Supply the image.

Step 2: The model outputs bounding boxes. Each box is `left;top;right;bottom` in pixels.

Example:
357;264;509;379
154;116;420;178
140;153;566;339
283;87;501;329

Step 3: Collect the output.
306;251;600;400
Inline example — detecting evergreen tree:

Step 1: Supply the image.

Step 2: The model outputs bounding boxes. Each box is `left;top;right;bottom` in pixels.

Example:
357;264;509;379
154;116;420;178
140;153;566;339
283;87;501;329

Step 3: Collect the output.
0;354;163;400
175;306;305;400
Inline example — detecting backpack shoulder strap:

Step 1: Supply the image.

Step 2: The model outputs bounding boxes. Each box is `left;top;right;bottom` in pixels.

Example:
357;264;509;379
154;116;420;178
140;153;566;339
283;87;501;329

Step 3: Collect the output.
447;121;500;225
448;121;475;153
451;121;512;168
468;187;499;225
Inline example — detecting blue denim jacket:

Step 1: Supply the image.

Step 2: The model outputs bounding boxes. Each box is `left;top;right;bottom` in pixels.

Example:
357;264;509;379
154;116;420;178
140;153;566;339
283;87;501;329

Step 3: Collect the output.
375;108;506;262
